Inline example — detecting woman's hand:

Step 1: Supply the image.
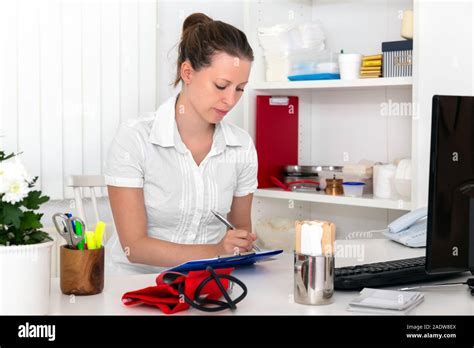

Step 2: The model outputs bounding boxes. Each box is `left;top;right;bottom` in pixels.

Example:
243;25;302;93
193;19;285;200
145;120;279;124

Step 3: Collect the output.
216;229;257;255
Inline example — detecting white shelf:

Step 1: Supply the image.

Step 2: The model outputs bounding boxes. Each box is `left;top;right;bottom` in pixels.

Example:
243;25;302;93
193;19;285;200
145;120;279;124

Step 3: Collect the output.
254;188;412;211
250;76;412;90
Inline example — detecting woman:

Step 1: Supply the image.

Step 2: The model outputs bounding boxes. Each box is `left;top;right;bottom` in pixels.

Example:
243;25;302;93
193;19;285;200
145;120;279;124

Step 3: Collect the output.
104;13;258;275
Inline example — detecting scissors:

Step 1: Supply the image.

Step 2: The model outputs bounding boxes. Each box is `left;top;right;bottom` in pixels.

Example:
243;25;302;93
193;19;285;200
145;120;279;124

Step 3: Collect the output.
52;213;85;248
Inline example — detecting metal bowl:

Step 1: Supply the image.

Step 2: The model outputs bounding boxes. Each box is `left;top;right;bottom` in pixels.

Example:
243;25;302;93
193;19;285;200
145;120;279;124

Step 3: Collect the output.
285;165;319;174
284;165;343;174
283;175;320;184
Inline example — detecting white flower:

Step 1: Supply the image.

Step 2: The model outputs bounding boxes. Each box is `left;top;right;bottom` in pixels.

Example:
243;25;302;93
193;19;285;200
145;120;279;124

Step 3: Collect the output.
0;158;32;202
2;178;29;204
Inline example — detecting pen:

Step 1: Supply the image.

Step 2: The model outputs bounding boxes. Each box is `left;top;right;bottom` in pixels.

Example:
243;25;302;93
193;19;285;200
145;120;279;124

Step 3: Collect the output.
211;210;236;230
65;213;87;250
86;231;97;250
95;221;105;249
65;213;74;231
210;210;261;252
75;220;85;251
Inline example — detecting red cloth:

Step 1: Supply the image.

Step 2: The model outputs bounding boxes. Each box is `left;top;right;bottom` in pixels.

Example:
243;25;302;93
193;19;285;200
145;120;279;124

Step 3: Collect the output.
122;268;234;314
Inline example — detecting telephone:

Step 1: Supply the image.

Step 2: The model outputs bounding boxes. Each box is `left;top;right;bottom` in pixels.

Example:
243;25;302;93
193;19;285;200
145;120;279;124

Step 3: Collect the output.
383;207;427;248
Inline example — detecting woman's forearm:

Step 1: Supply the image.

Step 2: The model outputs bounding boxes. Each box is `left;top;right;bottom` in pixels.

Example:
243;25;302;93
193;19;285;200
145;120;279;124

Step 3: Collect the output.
124;236;219;267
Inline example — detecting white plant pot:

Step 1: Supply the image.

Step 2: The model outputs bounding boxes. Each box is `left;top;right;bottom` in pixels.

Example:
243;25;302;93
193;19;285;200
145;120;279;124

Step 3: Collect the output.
0;240;54;315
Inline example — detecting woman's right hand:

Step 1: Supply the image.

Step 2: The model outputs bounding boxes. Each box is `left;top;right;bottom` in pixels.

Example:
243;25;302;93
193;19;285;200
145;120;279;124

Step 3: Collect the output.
216;229;257;255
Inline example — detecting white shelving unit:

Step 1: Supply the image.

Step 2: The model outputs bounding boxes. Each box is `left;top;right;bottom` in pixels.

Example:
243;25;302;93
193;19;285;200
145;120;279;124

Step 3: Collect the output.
237;0;474;251
251;74;413;213
250;76;413;90
255;188;412;211
243;0;420;238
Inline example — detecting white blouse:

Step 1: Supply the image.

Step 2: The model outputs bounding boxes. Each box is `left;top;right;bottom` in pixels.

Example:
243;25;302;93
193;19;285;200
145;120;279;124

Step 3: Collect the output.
104;93;258;275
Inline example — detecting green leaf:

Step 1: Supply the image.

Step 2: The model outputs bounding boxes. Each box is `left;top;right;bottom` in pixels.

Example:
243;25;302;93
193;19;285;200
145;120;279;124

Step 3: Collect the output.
20;211;43;231
22;190;49;210
27;177;39;189
24;231;52;244
0;229;17;245
0;151;18;162
3;204;23;229
0;234;8;245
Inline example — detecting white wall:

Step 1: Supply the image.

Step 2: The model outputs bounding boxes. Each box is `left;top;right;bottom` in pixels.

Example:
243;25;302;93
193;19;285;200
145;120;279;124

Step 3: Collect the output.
0;0;247;228
0;0;157;202
412;0;474;208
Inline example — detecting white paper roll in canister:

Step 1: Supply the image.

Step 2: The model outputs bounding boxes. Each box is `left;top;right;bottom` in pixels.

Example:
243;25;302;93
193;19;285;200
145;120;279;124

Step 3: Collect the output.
373;164;397;199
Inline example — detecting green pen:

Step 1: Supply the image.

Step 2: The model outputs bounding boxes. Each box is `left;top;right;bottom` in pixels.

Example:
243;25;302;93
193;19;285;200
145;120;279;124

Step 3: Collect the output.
75;221;85;250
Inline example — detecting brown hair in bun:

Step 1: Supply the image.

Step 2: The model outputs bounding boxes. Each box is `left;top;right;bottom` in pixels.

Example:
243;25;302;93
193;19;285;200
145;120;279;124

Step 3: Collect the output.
173;12;253;87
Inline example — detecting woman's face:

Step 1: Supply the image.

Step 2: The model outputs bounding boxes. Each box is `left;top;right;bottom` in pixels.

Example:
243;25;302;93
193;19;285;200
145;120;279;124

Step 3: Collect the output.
183;52;251;124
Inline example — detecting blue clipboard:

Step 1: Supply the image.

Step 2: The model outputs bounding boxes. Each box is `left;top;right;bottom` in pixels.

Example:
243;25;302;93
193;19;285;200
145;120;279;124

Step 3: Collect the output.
167;249;284;273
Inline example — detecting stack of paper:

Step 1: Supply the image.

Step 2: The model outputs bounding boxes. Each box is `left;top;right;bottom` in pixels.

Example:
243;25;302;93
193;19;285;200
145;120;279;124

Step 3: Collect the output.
347;288;424;314
360;54;382;78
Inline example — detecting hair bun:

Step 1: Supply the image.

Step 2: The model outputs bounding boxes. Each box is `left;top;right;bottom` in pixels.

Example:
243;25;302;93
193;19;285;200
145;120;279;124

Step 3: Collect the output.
182;13;213;33
173;12;253;87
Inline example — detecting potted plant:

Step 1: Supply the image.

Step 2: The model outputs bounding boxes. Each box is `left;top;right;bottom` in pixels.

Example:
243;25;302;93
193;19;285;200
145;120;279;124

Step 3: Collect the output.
0;151;53;314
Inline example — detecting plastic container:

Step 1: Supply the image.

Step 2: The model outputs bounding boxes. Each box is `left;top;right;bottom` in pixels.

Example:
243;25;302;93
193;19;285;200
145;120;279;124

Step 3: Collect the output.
394;159;412;199
338;53;362;80
373;164;397;199
288;50;339;76
342;175;373;194
316;61;339;74
342;182;365;197
395;178;411;199
258;21;327;82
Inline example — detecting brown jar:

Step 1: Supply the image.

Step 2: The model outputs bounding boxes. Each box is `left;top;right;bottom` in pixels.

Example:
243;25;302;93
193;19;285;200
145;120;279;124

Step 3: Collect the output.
325;175;343;195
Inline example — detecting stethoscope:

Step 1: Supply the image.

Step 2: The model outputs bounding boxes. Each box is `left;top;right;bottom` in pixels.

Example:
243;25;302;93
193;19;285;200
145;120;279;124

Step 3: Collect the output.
399;278;474;295
161;266;247;312
179;266;247;312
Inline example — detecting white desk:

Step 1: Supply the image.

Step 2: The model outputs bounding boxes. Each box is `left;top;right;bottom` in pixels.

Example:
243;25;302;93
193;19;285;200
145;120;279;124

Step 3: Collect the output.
49;239;474;315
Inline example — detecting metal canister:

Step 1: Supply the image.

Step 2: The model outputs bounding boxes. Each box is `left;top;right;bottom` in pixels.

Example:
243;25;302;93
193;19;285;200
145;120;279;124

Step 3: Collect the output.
294;252;334;305
325;175;343;195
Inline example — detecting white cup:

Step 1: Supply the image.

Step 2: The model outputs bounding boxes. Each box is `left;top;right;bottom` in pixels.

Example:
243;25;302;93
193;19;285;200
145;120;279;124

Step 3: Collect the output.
338;53;362;80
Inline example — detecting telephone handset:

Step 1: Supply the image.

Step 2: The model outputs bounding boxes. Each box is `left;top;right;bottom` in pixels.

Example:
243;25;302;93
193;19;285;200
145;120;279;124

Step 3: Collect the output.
383;207;428;248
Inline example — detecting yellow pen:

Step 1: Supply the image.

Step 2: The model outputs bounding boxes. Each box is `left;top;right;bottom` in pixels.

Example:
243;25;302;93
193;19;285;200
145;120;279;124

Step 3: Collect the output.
95;221;106;249
86;231;97;250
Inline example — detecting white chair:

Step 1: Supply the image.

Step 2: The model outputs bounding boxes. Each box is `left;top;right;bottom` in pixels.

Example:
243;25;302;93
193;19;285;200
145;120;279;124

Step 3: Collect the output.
66;175;107;232
67;174;115;249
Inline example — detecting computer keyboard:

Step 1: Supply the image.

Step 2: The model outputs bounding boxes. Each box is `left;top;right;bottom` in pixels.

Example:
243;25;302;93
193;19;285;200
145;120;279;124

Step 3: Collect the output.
334;256;461;290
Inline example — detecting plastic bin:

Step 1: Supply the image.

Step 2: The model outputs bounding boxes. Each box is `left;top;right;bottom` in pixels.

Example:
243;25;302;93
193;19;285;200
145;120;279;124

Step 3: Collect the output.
288;49;339;76
342;182;365;197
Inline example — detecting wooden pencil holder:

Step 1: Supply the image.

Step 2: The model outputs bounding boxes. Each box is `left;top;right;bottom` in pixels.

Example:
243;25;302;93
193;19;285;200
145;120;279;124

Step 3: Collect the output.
60;245;104;296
